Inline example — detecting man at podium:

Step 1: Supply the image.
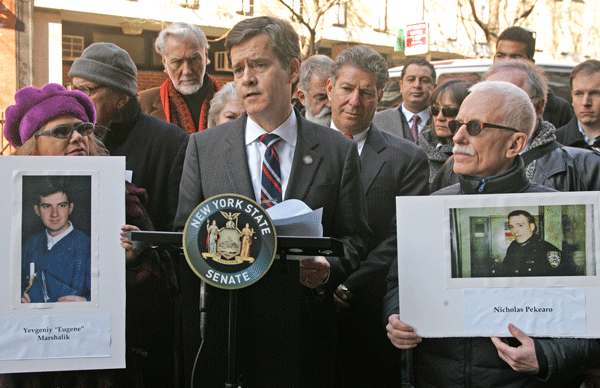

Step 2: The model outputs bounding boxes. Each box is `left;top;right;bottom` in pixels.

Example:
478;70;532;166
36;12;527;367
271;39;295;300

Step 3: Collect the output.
174;16;371;388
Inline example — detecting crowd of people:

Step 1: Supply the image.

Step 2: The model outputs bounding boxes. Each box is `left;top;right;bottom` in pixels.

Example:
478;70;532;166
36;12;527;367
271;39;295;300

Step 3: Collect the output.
2;16;600;388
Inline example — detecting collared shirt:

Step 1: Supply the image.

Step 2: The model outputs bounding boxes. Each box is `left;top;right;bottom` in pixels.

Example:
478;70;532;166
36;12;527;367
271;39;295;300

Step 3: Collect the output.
577;120;600;145
245;110;297;205
330;122;369;155
46;222;74;250
401;103;430;134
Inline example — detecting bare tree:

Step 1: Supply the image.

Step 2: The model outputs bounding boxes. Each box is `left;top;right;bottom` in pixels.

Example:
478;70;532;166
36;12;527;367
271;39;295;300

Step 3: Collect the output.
269;0;346;58
463;0;538;51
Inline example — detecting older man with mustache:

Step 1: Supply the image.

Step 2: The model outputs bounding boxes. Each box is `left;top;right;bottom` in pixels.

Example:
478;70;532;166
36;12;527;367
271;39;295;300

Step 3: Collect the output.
384;81;600;387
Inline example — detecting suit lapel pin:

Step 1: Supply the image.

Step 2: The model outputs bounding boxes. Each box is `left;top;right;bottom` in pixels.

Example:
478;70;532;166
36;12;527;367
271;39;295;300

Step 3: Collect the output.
303;155;313;165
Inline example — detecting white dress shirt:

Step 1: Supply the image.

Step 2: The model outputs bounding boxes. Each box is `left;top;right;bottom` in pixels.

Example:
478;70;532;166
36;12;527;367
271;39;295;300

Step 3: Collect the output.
330;122;369;156
245;110;297;205
46;222;74;250
402;103;430;134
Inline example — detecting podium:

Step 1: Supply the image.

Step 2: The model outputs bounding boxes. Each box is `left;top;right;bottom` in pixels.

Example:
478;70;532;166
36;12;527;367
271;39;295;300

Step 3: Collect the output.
131;231;344;388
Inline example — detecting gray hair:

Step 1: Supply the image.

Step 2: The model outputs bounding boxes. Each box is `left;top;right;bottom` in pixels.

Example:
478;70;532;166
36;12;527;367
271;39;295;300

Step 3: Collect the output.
207;82;239;128
298;55;333;92
469;81;536;138
330;45;389;92
225;16;300;69
482;60;548;113
155;22;209;55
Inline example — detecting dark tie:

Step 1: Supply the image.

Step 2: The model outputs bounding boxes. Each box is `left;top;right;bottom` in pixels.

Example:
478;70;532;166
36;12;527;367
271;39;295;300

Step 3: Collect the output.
410;115;420;141
345;133;354;140
259;133;282;208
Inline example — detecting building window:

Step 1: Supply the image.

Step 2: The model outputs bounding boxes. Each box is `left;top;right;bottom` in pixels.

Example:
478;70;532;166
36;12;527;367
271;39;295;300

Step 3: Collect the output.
238;0;254;15
333;0;346;27
372;0;387;31
62;35;84;61
214;51;232;72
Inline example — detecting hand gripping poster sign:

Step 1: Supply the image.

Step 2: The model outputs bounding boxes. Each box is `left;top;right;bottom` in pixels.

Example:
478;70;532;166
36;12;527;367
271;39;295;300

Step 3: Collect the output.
395;192;600;338
0;156;125;373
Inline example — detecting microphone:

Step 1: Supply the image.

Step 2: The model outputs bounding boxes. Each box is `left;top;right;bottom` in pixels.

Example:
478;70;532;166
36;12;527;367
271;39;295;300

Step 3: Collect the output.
199;279;208;339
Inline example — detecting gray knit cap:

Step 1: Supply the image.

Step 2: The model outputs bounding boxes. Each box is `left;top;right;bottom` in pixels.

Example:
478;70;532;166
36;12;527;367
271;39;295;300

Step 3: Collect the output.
68;42;138;97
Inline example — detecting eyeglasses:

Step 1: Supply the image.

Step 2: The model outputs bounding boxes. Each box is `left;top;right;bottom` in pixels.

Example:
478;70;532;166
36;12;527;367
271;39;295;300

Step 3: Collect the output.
430;106;459;118
66;83;104;96
35;122;95;139
448;120;519;136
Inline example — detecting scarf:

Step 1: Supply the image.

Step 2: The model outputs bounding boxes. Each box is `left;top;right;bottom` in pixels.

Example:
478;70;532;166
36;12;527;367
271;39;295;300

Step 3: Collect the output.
525;120;557;180
159;75;219;133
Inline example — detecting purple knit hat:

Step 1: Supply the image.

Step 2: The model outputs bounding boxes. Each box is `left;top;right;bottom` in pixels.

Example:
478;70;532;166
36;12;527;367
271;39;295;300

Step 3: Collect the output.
4;83;96;147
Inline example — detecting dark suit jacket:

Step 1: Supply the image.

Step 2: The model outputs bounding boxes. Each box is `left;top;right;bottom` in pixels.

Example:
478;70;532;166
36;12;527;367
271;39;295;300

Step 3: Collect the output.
373;105;432;142
346;126;429;290
336;126;429;387
173;109;371;388
555;117;595;150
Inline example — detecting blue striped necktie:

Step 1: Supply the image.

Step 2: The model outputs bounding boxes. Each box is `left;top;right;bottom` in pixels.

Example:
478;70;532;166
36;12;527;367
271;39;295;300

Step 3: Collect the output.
259;133;282;208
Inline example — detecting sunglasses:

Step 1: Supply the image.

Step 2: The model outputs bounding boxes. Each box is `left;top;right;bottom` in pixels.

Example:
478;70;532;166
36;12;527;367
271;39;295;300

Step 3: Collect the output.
430;106;459;118
448;120;519;136
35;122;95;139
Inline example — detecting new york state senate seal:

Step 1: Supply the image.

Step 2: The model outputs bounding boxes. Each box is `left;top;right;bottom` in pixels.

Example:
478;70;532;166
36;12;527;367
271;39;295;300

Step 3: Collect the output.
183;194;277;289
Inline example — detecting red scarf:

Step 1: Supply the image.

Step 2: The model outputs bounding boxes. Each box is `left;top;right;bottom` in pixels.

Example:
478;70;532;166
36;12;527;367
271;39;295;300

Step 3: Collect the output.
159;75;219;133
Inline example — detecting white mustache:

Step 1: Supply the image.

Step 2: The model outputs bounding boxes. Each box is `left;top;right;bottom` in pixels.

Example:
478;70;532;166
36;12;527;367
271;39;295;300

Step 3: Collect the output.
453;144;475;156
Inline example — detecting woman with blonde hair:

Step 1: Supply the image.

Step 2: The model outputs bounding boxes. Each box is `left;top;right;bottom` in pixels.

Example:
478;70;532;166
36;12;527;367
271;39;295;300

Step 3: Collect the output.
2;83;177;388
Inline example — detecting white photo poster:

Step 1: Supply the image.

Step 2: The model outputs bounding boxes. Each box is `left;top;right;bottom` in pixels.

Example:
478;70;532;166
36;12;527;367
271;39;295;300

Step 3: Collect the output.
396;192;600;338
0;156;125;373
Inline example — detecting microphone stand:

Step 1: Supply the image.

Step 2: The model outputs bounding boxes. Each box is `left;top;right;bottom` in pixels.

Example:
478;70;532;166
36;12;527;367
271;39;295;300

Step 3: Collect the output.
130;232;345;388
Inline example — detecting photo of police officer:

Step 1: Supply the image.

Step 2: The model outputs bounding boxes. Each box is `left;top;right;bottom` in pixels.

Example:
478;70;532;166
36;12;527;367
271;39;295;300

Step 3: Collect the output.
20;175;92;304
500;210;576;277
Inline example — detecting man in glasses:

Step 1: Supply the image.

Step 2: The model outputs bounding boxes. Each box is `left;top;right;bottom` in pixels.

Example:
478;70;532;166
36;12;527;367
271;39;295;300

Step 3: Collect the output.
494;26;573;128
433;60;600;192
326;45;428;387
373;57;436;142
385;82;600;387
68;42;189;232
21;177;90;303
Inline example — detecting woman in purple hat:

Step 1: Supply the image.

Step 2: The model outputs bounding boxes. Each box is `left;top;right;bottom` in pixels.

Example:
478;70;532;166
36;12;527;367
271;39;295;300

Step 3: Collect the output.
5;83;106;157
2;84;177;387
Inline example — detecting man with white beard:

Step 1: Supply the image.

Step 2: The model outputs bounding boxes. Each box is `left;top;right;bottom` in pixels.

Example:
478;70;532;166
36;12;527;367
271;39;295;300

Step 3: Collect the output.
297;54;333;127
139;22;220;133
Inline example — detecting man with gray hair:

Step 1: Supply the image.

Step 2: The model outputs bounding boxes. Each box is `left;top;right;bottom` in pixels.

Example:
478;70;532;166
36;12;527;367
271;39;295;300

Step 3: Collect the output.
385;81;600;387
432;59;600;192
139;22;220;133
327;44;429;387
297;54;333;126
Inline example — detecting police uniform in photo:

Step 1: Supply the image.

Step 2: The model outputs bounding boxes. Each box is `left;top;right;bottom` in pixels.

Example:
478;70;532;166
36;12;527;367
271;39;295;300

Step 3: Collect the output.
501;234;573;276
